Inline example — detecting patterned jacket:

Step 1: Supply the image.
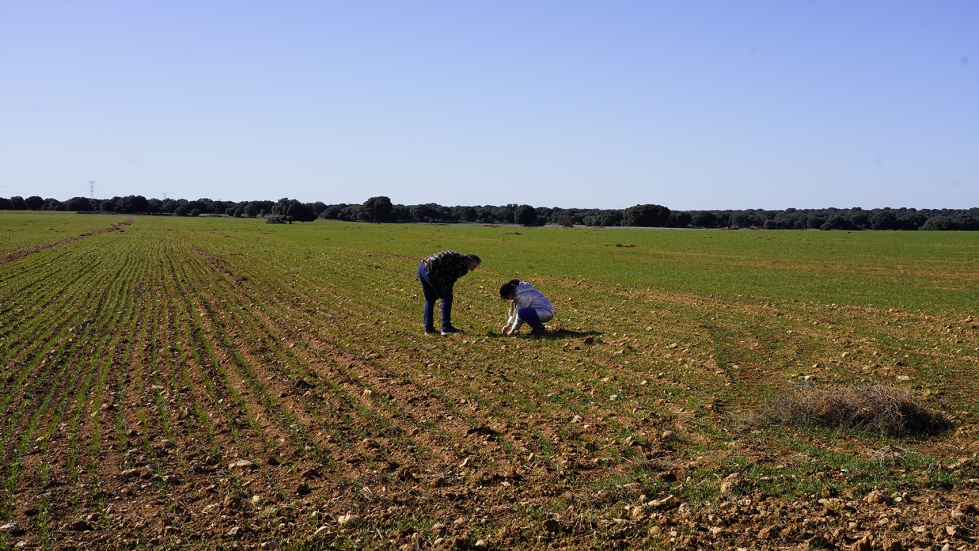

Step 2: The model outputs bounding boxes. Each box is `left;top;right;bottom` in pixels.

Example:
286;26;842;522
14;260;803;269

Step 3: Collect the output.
421;251;474;296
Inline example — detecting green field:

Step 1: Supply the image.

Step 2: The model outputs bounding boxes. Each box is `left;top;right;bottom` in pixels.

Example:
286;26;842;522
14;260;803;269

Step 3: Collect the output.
1;213;976;550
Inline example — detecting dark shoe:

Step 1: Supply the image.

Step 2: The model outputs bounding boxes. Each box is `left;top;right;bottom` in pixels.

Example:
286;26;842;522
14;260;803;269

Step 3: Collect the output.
441;326;464;336
424;327;438;335
528;328;546;337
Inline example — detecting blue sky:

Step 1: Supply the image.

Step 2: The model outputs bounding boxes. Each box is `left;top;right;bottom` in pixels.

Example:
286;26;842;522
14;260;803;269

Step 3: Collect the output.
1;1;976;210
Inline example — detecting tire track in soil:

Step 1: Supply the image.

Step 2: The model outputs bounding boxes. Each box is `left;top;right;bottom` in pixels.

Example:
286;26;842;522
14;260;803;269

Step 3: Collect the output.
0;218;132;266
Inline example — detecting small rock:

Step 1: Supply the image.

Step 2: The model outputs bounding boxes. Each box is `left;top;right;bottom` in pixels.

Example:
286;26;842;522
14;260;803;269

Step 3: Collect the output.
473;539;489;550
251;495;263;506
541;518;561;533
719;481;737;494
68;519;93;532
432;523;447;536
160;439;176;449
229;460;255;470
260;542;279;550
866;490;892;505
0;523;24;536
312;526;330;538
571;415;583;423
227;526;243;538
337;514;362;527
660;431;676;442
946;525;959;537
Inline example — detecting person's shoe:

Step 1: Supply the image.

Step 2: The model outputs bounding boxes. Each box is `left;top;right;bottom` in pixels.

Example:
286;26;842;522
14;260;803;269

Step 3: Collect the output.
528;328;546;337
424;327;438;335
441;326;464;336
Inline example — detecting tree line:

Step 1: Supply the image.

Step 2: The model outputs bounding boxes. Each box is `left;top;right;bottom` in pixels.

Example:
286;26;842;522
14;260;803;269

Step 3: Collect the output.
2;194;977;230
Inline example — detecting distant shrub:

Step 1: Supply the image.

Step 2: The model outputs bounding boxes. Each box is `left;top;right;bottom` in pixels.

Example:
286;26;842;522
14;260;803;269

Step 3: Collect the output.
764;385;948;437
266;215;287;224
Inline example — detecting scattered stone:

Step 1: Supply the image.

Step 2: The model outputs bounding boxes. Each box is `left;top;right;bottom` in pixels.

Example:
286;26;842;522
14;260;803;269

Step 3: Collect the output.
473;539;489;550
866;490;893;505
571;415;583;423
541;518;561;533
229;460;255;470
227;526;243;538
68;519;93;532
0;523;24;536
120;468;141;480
251;495;263;506
312;526;330;538
260;542;279;550
946;525;960;537
432;523;447;536
337;514;362;527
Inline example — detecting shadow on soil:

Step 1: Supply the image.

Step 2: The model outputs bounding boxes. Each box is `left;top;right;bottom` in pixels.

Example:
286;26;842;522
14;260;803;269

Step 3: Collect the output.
483;329;603;340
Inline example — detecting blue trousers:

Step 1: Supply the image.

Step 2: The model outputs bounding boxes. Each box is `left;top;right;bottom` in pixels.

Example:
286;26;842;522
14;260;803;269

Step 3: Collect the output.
418;263;453;331
518;307;545;332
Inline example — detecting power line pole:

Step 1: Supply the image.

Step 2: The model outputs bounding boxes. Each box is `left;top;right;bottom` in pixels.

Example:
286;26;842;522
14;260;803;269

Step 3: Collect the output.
88;180;96;199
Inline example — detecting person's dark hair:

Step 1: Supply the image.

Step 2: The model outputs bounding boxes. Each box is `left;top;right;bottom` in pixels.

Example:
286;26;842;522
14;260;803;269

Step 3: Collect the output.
467;254;481;265
499;279;520;298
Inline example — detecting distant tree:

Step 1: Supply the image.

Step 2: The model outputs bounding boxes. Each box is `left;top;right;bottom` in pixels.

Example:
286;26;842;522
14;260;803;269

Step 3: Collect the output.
897;211;927;230
311;201;327;217
174;206;188;216
806;212;827;229
272;198;315;223
24;196;44;210
868;210;897;230
64;197;90;211
514;204;537;226
690;211;722;228
920;216;958;231
189;209;201;217
363;196;394;223
622;204;670;227
99;200;117;212
455;205;478;222
667;211;692;228
0;198;12;210
583;210;623;227
10;196;26;210
410;203;439;223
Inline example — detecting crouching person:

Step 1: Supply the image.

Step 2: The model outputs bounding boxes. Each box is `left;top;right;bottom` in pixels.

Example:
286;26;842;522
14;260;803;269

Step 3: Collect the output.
500;279;553;337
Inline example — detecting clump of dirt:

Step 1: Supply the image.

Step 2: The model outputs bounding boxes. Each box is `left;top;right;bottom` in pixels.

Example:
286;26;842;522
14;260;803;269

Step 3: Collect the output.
765;385;950;436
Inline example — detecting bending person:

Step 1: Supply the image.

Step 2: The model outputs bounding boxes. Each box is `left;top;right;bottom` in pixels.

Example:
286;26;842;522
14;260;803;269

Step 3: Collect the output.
418;251;481;335
500;279;554;337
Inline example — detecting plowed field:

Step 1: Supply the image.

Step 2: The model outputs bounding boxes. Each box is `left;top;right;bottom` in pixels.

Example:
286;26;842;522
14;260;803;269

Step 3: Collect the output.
1;214;977;550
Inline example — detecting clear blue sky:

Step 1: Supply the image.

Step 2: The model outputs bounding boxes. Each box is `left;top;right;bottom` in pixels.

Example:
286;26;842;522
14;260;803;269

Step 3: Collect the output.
1;1;976;210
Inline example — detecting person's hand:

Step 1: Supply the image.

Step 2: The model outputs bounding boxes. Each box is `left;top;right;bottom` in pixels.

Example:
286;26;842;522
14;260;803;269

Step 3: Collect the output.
501;324;510;334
